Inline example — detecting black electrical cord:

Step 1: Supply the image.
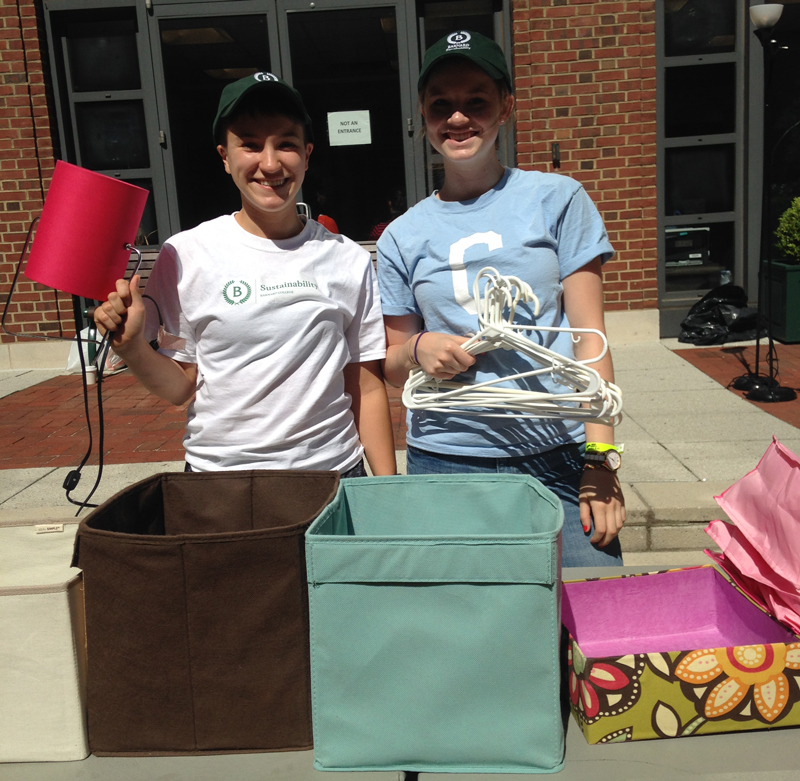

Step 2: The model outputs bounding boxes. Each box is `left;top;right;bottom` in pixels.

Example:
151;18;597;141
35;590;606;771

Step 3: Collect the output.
62;249;148;514
142;293;164;350
5;216;152;514
1;218;98;513
65;288;163;514
63;319;98;511
0;218;64;342
63;326;116;514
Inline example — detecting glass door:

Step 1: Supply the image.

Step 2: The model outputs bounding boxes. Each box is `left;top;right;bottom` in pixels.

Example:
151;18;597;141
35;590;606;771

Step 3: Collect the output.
47;3;166;246
277;0;422;242
416;0;512;194
149;1;281;234
656;0;746;335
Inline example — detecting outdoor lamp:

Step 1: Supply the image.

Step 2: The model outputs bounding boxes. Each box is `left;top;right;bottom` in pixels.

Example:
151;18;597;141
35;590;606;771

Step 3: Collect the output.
25;161;148;302
750;4;784;33
733;3;795;402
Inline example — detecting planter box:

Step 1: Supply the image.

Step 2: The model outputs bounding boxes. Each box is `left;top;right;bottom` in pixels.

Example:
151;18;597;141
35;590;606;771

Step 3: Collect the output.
74;470;339;756
764;260;800;343
562;566;800;744
306;474;565;774
0;518;88;762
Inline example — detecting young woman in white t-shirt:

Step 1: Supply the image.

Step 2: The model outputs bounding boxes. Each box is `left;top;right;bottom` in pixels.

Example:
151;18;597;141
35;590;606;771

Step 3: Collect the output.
95;74;396;477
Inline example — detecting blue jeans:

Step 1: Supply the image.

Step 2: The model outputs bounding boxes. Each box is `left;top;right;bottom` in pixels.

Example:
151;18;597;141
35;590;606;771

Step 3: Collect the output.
406;444;623;568
341;460;367;478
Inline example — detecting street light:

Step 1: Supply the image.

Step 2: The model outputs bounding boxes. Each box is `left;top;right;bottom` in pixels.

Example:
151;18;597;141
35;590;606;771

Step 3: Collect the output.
733;3;796;401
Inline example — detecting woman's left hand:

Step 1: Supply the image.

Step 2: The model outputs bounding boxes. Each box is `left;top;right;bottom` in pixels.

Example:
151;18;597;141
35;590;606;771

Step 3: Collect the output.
579;467;626;548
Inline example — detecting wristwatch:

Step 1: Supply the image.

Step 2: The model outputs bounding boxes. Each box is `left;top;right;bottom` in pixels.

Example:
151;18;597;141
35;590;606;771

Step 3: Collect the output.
584;443;623;472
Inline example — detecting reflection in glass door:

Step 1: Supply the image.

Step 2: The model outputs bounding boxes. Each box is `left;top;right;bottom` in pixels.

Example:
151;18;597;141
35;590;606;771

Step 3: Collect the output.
279;2;420;241
657;0;744;334
151;7;278;232
417;0;506;194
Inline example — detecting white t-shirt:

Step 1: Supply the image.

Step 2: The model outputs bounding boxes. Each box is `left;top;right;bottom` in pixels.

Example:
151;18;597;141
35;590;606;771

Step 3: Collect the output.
144;214;386;472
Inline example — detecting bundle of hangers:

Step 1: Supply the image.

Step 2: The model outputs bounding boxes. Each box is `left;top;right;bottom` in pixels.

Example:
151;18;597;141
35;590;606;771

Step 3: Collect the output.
403;267;623;425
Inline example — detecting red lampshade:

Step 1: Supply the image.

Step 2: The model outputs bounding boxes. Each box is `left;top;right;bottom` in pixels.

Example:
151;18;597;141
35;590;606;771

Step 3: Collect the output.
25;161;149;301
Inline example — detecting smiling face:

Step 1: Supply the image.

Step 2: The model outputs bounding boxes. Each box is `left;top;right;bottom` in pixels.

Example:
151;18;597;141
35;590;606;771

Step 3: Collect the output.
217;112;313;239
420;58;514;168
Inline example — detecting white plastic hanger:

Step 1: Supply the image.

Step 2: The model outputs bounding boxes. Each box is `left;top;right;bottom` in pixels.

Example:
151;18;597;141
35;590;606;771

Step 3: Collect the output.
403;267;623;425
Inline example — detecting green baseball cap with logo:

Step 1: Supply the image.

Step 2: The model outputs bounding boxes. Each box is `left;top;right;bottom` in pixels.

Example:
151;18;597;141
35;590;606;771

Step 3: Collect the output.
212;72;314;143
418;30;512;92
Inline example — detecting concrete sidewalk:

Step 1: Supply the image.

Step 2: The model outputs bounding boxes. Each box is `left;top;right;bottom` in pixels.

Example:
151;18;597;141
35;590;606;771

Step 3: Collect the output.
2;340;798;566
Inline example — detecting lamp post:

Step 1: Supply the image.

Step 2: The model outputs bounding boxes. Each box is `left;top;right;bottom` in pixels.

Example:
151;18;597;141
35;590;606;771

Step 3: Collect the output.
735;3;796;402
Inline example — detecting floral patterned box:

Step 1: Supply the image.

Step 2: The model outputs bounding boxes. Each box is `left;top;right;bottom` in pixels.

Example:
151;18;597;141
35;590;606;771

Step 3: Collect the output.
562;566;800;743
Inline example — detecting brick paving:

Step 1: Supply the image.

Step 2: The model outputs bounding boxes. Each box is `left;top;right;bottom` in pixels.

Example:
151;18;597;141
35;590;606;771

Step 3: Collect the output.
675;342;800;429
0;374;187;470
2;342;798;471
0;372;408;471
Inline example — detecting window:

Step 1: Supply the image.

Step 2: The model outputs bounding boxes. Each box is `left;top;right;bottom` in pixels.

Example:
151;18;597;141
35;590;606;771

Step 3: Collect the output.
664;63;735;138
47;5;163;246
657;0;745;334
764;8;800;248
663;0;735;56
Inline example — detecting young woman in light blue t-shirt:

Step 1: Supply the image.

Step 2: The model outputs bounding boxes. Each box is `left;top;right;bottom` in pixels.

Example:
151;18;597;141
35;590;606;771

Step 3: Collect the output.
377;31;624;567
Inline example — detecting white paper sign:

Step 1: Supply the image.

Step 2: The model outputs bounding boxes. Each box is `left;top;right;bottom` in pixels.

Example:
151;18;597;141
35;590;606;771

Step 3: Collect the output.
328;111;372;147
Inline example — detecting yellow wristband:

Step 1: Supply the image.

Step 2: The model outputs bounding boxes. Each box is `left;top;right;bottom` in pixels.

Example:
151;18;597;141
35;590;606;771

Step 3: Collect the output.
584;442;624;454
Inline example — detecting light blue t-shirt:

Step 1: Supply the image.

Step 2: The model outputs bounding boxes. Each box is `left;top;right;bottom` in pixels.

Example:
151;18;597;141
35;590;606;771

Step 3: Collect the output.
377;167;614;458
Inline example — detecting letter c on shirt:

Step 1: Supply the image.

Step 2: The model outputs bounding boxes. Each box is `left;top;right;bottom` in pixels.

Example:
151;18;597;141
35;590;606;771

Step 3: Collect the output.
448;232;503;315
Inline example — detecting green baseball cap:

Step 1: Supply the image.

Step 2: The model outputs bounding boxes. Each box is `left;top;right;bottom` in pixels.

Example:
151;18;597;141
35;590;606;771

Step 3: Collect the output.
418;30;512;92
212;72;314;143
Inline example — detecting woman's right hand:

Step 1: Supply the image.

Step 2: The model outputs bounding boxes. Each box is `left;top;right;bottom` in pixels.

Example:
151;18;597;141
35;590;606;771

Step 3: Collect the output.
383;315;475;386
413;331;475;380
93;274;147;354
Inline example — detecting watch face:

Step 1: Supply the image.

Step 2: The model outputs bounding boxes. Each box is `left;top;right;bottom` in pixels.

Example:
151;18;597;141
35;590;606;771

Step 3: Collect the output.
605;450;622;470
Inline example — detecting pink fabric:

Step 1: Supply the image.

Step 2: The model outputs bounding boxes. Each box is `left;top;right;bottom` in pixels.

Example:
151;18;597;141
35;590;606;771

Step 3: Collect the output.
705;437;800;633
562;566;796;656
705;530;800;634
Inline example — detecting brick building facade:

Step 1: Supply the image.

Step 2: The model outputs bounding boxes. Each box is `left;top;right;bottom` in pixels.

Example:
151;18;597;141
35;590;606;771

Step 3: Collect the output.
513;0;657;313
1;0;71;352
1;0;660;367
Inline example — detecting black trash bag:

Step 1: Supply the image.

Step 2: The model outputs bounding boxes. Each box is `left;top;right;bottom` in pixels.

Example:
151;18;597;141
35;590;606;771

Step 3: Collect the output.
678;284;764;345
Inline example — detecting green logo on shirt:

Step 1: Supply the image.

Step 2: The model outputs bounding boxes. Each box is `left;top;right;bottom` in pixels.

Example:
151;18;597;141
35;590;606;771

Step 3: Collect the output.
222;280;252;305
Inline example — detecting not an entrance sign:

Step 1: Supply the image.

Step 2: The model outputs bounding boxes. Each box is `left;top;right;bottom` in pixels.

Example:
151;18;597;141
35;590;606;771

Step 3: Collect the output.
328;110;372;147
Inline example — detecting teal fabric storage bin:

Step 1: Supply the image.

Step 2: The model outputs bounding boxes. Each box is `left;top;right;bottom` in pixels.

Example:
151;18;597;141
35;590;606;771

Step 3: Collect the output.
305;473;565;774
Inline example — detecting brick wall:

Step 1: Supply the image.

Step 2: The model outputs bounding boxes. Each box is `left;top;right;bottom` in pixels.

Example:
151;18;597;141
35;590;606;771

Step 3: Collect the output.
512;0;658;311
1;0;659;346
0;0;70;345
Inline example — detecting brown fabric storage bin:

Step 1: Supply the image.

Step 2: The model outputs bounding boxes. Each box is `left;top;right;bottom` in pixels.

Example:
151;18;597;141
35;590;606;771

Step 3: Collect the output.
72;470;339;757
